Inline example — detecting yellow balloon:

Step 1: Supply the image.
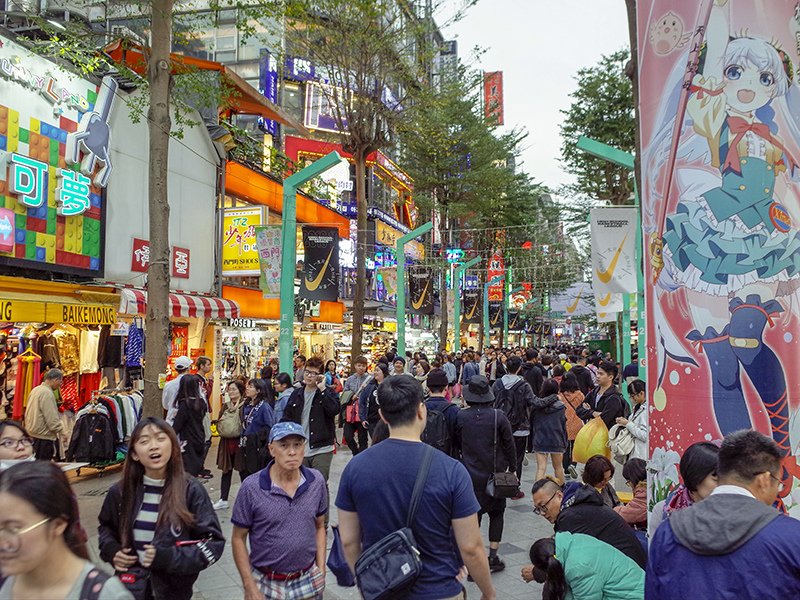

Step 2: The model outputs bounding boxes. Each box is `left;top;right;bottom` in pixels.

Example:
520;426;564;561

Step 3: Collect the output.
653;387;667;411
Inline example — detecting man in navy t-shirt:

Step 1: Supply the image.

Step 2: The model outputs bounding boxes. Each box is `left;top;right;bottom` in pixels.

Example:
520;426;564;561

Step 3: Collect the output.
336;376;496;600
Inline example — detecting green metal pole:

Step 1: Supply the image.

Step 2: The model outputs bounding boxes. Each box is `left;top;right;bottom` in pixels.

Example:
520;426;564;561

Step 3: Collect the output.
454;257;481;351
505;286;524;348
396;221;434;360
483;275;504;349
634;180;646;383
279;152;342;374
622;292;631;404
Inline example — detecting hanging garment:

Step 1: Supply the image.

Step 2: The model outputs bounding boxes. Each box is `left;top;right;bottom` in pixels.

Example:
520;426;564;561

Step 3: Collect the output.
79;330;100;374
40;334;61;370
56;332;80;375
66;411;115;463
125;324;144;367
98;326;124;368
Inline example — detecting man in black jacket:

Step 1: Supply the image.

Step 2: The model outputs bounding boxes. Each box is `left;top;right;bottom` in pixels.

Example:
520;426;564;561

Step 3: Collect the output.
576;360;628;430
568;355;594;395
281;356;340;526
527;478;646;570
519;348;543;396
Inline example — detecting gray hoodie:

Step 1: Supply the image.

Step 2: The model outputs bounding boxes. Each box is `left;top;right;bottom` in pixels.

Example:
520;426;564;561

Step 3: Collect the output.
669;492;781;555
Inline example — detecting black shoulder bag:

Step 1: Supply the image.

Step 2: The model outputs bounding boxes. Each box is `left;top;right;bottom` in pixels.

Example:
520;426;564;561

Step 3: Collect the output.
354;445;434;600
485;409;520;498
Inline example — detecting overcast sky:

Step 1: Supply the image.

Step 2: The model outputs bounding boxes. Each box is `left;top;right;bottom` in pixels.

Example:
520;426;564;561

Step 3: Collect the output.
438;1;631;192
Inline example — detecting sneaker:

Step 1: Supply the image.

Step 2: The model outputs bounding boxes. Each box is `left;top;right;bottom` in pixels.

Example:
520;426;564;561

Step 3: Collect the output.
212;499;229;510
511;490;525;500
488;556;506;573
568;464;579;480
523;454;529;467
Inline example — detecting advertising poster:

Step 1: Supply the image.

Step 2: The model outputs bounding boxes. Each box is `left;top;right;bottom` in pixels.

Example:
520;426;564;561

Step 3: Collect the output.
590;207;638;294
300;226;339;301
507;311;523;332
639;0;800;511
463;289;481;324
488;301;503;330
408;266;434;315
222;207;263;276
255;225;281;299
549;282;594;317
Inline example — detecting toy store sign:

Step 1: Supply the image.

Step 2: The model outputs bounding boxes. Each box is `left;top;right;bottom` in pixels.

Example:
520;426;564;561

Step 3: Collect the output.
0;53;93;112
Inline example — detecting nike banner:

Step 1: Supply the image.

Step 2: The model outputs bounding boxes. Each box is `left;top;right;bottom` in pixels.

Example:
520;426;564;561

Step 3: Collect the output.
524;320;536;335
549;282;594;317
597;311;618;324
255;225;282;300
594;291;623;315
543;323;551;336
462;289;481;324
590;207;637;294
300;226;339;302
408;266;434;315
507;311;523;332
488;301;503;330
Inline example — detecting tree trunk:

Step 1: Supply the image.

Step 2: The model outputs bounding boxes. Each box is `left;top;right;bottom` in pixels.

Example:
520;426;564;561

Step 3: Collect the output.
437;206;448;352
143;0;173;418
351;147;367;366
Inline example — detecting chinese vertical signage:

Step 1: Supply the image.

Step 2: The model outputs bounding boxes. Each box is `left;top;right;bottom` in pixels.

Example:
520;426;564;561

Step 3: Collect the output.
487;250;504;301
255;225;281;299
258;49;278;136
0;35;114;276
484;71;504;125
130;238;190;279
222;207;263;276
639;0;800;508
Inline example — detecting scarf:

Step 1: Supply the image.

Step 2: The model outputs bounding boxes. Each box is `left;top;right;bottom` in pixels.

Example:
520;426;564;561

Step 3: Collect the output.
663;483;693;519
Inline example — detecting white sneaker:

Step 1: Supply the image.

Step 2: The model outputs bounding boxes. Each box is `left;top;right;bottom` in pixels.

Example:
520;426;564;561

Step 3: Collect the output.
212;499;229;510
523;454;529;467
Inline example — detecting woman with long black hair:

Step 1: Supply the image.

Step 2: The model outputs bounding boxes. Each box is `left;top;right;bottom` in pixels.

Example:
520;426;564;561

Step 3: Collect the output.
172;375;208;478
234;379;274;478
0;461;131;599
98;417;224;600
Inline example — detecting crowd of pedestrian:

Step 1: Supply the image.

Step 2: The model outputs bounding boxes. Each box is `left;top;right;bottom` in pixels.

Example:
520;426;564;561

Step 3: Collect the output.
3;342;799;600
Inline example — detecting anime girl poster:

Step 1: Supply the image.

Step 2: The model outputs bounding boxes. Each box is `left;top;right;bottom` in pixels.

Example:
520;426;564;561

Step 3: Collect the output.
639;0;800;515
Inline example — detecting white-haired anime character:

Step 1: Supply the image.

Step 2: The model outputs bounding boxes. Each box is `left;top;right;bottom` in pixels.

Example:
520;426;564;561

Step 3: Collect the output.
646;0;800;500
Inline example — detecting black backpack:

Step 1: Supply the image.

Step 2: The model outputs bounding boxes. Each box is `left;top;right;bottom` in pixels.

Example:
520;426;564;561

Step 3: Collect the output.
493;380;530;431
421;403;454;456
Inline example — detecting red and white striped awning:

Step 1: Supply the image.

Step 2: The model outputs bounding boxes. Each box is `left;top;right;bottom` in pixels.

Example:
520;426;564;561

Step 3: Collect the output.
118;288;240;319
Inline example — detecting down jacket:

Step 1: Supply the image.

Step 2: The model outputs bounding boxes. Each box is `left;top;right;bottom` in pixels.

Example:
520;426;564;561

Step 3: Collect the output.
98;476;225;600
530;393;568;453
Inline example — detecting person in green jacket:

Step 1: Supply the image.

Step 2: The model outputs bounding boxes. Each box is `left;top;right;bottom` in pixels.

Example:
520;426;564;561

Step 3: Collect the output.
528;532;644;600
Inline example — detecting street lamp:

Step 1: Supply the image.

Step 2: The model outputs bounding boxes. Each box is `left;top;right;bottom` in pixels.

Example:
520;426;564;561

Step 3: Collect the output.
279;152;342;373
453;256;481;351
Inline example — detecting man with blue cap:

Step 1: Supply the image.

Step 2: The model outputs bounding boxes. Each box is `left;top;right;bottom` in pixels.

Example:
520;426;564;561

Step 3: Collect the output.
231;421;328;600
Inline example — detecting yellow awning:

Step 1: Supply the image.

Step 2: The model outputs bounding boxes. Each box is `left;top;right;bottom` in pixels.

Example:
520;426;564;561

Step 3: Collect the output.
0;290;117;326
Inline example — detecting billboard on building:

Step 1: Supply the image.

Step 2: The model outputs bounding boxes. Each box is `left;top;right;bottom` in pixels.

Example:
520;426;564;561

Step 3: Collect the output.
222;207;263;276
638;0;800;511
484;71;504;125
300;226;339;302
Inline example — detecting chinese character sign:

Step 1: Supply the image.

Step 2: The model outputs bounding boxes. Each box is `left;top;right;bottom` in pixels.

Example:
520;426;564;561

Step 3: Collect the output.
255;225;281;299
484;71;504;125
639;0;800;510
222;207;263;276
172;247;190;279
131;238;150;272
487;250;504;301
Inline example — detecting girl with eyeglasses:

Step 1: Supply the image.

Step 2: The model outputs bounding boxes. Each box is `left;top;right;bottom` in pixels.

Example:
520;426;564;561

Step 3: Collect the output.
0;461;132;599
0;422;35;472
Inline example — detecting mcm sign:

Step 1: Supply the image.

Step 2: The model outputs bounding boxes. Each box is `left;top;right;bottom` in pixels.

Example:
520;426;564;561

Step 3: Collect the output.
65;75;118;188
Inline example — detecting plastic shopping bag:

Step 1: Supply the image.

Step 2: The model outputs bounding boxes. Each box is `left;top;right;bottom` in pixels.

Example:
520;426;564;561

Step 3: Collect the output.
572;417;611;463
327;525;356;587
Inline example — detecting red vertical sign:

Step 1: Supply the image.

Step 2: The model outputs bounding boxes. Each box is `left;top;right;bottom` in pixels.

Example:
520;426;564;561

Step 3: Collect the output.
484;71;504;125
488;249;504;301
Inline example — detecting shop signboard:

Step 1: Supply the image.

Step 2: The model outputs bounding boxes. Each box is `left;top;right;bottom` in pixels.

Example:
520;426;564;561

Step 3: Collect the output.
0;34;114;276
255;225;282;299
638;0;800;509
462;289;481;324
131;238;190;278
228;318;256;328
487;250;504;301
258;49;278;136
304;82;348;133
484;71;504;125
374;220;424;260
0;297;114;324
222;207;263;276
172;246;190;279
408;266;434;315
300;226;339;302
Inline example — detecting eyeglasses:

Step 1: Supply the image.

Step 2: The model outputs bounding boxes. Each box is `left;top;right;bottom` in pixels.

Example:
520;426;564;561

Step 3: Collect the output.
767;472;785;492
0;518;51;554
304;370;320;377
0;437;34;450
533;491;559;516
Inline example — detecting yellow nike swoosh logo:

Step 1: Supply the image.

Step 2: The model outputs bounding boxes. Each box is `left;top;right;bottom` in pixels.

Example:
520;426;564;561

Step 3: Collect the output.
491;309;501;325
598;293;612;307
599;312;607;318
596;234;628;284
509;316;517;328
412;280;431;309
305;247;334;291
466;299;478;319
566;286;584;313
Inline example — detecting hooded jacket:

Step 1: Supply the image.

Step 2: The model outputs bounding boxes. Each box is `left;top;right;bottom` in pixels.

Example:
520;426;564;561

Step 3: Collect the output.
646;492;800;599
568;364;594;395
530;393;567;453
493;374;535;433
556;482;647;568
519;362;543;396
576;385;628;430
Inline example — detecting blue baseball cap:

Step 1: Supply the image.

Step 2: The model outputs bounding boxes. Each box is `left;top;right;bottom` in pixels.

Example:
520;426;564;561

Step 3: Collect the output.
269;421;307;443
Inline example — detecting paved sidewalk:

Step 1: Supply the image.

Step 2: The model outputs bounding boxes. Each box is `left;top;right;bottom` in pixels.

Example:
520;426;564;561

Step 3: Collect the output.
70;437;564;599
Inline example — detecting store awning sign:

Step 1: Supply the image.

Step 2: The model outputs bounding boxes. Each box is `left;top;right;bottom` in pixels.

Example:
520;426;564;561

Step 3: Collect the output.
222;207;263;276
255;225;281;299
300;226;339;302
0;208;14;253
0;298;114;325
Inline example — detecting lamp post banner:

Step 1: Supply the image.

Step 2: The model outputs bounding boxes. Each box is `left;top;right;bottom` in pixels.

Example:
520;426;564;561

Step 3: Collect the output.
638;0;800;510
488;301;503;330
408;266;434;315
300;226;339;301
463;289;481;324
255;225;282;299
507;311;523;332
590;207;637;294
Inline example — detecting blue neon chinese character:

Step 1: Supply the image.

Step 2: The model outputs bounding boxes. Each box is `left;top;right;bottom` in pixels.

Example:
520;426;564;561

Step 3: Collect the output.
9;154;48;208
56;169;92;216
